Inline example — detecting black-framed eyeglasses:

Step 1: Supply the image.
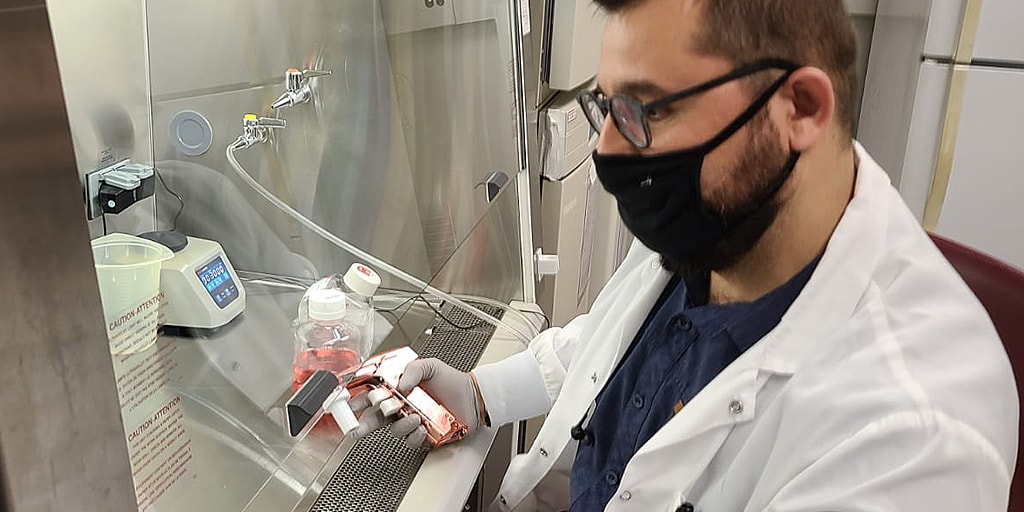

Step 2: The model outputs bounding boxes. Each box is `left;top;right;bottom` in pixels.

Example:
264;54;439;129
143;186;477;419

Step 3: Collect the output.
577;58;800;149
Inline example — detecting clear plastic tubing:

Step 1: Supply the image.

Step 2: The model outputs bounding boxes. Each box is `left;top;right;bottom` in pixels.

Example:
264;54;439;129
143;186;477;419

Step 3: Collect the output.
227;141;533;346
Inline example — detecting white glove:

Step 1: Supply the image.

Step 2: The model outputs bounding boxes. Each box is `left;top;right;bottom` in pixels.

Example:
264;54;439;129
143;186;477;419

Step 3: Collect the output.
350;358;483;448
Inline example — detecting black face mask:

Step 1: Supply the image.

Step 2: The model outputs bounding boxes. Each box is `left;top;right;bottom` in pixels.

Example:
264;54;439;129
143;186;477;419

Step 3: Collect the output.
593;73;799;270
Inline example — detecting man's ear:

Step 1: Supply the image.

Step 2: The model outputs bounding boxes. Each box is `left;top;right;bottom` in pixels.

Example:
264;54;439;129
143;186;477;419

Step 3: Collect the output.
779;67;836;152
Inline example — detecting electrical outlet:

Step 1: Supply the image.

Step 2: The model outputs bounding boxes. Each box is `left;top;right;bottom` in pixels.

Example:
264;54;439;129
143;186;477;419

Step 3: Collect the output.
84;159;130;220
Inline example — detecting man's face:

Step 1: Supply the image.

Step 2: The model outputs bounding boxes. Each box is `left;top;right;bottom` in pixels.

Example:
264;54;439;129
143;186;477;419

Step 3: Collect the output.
595;0;793;276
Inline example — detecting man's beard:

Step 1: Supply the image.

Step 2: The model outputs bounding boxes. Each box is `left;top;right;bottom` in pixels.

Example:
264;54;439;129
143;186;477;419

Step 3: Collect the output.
661;116;791;279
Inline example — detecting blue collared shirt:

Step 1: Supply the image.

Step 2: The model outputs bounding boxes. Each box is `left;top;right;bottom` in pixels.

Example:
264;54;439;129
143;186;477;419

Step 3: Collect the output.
569;259;819;511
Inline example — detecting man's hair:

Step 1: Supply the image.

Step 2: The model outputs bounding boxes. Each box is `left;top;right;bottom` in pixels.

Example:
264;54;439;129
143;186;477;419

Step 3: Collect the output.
594;0;859;138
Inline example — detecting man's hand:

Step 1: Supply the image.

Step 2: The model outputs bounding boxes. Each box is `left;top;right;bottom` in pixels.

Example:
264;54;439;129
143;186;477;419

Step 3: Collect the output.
350;358;484;448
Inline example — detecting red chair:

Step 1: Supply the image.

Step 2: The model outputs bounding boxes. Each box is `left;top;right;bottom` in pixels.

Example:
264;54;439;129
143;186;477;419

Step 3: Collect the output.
930;233;1024;511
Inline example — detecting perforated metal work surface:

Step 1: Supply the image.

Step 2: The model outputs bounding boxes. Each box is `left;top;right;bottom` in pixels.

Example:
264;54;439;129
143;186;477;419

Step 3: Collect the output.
309;426;427;512
309;304;504;512
419;328;495;373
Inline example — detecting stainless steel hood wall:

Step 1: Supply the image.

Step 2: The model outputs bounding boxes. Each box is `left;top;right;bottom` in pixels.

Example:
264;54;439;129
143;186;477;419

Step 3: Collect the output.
143;0;431;286
46;0;157;239
140;0;525;301
0;2;137;510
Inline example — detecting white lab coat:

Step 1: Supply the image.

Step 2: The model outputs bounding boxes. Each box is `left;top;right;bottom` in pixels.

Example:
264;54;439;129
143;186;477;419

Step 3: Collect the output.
474;143;1019;512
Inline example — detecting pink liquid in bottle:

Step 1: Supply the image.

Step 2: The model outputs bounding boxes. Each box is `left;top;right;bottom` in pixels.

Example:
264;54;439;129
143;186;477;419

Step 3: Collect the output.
291;347;362;393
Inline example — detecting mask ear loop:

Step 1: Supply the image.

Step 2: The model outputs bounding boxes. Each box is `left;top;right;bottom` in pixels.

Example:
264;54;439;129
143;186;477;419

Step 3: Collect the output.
721;151;802;233
761;152;801;200
692;69;798;155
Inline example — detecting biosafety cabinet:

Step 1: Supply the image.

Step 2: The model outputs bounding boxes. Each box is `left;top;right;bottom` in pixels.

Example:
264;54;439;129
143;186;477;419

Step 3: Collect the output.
2;0;554;510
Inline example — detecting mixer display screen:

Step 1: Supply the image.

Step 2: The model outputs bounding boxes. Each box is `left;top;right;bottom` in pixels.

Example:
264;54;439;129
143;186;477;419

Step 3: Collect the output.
196;256;238;309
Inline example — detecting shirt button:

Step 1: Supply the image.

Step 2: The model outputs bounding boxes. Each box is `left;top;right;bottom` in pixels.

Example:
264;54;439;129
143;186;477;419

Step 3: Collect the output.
605;471;619;485
631;393;645;409
676;316;693;331
620;490;632;501
729;399;744;415
581;431;594;446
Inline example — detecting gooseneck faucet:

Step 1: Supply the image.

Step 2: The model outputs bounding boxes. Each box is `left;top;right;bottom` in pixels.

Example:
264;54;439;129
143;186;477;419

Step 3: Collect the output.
270;68;332;110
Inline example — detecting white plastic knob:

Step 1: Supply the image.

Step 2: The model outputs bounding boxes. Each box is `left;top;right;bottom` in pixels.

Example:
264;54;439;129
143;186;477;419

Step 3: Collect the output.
534;248;560;279
379;397;403;417
368;388;392;407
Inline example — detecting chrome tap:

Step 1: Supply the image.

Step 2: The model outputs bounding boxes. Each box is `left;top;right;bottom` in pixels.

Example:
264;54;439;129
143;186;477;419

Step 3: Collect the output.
271;68;332;110
231;114;286;149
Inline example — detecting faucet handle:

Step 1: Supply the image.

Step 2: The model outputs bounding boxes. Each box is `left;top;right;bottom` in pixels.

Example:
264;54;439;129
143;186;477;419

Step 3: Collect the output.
300;69;332;80
243;114;286;129
284;68;332;91
235;114;287;148
256;116;287;129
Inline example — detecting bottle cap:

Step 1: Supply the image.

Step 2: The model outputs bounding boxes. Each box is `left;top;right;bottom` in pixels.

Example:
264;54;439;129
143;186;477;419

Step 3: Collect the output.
343;263;381;298
308;289;347;321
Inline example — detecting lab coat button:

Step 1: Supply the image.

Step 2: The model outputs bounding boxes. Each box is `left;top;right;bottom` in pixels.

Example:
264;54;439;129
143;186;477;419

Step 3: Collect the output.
620;490;632;501
676;502;694;512
729;400;743;415
539;447;548;457
499;495;507;505
591;373;598;383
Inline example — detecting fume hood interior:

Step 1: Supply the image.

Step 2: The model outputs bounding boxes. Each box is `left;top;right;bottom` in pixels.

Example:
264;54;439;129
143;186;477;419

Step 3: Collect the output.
43;0;542;510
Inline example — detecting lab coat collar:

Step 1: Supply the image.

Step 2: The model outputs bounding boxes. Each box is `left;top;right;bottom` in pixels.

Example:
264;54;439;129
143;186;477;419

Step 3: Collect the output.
755;142;887;376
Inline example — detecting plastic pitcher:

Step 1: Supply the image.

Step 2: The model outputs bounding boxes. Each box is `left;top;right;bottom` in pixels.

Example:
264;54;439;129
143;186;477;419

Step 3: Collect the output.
91;233;174;354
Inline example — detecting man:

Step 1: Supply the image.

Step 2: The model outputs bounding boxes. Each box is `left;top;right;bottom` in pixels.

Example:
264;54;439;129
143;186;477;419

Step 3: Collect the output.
357;0;1019;510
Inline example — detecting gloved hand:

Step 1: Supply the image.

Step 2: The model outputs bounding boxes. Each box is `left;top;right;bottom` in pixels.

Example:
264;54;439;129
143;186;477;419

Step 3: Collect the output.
350;358;484;448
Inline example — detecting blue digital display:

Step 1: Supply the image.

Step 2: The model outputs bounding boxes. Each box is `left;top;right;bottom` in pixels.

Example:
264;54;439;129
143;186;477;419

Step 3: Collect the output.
195;256;238;309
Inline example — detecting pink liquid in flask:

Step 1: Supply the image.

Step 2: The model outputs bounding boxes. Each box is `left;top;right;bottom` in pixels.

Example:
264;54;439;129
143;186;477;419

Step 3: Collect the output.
292;347;362;393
